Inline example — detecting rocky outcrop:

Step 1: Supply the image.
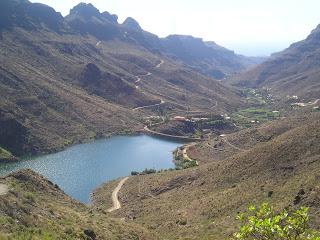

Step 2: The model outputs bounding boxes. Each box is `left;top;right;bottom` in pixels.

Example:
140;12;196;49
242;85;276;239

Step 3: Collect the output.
0;111;28;155
69;3;100;19
122;17;142;31
66;3;120;40
0;0;64;32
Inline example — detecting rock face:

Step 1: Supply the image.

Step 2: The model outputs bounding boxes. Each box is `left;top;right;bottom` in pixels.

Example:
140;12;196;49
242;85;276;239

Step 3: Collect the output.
66;3;121;40
0;0;64;32
122;17;142;31
230;24;320;99
80;63;102;85
69;3;100;19
84;229;97;240
102;11;118;23
0;111;27;155
78;63;158;108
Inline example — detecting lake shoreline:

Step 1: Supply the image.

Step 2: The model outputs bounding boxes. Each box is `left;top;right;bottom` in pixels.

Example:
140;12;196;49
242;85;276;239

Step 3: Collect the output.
0;135;184;203
4;129;143;164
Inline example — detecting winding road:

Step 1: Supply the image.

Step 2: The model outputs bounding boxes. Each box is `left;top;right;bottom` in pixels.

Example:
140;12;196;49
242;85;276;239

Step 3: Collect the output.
135;72;151;84
155;59;164;68
220;135;246;151
108;177;129;213
133;59;166;110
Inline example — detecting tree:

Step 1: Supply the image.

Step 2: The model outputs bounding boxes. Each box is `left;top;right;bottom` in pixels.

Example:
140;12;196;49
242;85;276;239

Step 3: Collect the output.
233;203;320;240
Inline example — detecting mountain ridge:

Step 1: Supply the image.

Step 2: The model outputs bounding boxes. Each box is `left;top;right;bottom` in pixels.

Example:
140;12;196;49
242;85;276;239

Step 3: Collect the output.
229;24;320;100
0;0;247;156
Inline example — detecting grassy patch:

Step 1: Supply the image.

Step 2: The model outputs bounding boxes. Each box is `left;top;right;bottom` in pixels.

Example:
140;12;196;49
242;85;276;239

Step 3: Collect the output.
242;88;274;107
0;147;13;160
232;107;280;128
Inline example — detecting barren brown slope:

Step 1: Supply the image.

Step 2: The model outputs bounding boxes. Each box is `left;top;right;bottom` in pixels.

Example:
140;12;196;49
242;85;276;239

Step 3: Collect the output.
229;24;320;100
0;169;156;239
0;0;246;156
189;111;320;164
0;29;144;156
94;112;320;239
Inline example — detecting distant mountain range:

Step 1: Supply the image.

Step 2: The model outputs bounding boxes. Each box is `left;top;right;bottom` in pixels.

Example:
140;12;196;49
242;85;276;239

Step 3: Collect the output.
161;35;265;79
230;24;320;100
64;2;264;79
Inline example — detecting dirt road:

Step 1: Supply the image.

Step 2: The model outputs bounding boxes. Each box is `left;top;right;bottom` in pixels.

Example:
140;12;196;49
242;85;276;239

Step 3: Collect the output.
108;177;129;212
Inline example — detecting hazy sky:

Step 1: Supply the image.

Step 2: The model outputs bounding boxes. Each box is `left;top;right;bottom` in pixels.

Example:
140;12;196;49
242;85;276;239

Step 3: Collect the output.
30;0;320;56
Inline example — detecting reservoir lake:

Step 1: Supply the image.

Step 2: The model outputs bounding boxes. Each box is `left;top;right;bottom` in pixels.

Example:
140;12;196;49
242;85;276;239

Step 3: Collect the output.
0;135;183;203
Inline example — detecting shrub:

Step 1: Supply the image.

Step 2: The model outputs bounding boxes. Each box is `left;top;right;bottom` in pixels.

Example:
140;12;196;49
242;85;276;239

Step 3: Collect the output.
23;192;36;203
142;168;156;175
233;203;320;240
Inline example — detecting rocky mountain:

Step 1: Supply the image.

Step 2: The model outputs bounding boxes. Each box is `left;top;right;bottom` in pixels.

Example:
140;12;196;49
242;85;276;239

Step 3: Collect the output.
230;24;320;100
161;35;265;79
0;0;247;156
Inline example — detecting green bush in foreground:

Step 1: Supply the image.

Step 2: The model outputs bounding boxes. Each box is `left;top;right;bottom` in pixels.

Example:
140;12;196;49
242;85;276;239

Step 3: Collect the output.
234;203;320;240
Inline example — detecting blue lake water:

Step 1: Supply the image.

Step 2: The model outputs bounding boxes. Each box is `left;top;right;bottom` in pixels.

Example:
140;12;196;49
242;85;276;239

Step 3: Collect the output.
0;135;182;203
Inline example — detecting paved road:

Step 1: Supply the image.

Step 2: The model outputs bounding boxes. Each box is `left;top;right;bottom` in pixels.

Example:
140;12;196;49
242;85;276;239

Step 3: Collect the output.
108;177;129;213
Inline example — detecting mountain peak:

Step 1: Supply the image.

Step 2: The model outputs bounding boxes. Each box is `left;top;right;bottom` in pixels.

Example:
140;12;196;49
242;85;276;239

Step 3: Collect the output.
307;24;320;41
0;0;63;31
122;17;142;31
101;11;118;23
69;2;100;19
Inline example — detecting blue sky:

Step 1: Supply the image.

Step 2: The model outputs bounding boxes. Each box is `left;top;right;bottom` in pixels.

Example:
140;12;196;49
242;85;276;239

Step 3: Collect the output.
30;0;320;56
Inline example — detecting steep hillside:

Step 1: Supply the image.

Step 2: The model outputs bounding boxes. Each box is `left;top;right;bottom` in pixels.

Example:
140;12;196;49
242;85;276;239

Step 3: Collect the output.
162;35;264;79
94;112;320;239
0;169;156;239
230;24;320;100
0;0;246;156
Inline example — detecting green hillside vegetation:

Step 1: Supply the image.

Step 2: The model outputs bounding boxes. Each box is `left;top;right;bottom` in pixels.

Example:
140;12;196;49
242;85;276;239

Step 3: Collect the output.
234;203;320;240
0;147;12;160
232;107;280;128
